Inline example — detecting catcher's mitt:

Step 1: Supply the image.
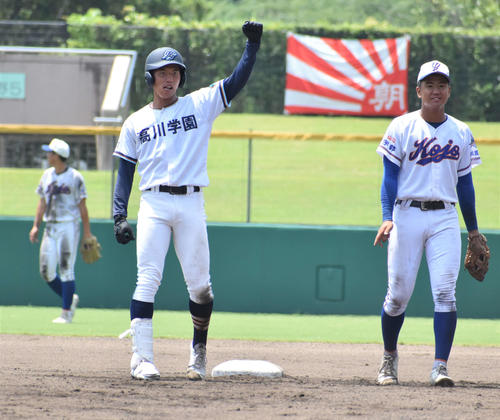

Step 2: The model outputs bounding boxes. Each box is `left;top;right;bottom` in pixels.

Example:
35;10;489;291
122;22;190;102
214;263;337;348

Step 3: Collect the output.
80;235;102;264
464;232;490;282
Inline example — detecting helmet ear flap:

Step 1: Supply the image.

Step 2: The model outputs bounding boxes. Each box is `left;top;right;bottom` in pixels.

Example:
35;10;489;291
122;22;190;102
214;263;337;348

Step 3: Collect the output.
145;71;153;88
179;70;186;88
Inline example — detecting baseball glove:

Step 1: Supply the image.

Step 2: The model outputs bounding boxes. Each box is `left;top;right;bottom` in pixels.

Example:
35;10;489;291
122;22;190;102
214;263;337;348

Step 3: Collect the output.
80;235;102;264
464;231;490;282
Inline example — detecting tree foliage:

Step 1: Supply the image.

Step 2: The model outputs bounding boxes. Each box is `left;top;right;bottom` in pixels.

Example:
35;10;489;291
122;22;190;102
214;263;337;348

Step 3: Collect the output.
0;0;211;22
1;0;498;30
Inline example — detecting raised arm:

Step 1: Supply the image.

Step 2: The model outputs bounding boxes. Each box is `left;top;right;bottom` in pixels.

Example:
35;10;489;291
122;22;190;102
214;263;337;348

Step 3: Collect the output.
223;21;263;103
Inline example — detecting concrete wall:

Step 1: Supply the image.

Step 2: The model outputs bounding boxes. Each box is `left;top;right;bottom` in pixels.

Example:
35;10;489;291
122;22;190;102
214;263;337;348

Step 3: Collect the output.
1;217;498;318
0;54;113;125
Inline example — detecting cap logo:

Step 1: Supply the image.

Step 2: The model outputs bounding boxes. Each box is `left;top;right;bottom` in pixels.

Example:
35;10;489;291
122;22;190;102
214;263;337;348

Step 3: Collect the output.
432;62;441;71
162;50;177;61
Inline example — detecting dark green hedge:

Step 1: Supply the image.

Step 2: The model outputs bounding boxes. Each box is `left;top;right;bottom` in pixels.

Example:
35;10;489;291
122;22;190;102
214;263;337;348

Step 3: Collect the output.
66;22;500;121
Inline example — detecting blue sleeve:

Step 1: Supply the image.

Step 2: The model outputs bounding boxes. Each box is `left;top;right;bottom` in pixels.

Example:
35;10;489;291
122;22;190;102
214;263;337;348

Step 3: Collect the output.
223;41;260;103
456;172;478;231
113;158;135;219
381;156;399;221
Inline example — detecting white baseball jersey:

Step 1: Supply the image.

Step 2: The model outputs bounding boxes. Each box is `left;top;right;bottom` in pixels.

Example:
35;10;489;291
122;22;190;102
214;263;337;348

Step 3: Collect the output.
113;80;228;190
36;167;87;222
377;111;482;202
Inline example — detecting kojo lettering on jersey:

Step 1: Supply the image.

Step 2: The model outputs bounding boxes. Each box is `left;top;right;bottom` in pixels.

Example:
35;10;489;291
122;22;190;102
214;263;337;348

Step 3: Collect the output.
46;181;71;195
409;137;460;166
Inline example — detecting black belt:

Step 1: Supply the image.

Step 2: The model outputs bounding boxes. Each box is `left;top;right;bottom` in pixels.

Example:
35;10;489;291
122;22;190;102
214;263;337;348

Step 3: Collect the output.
146;185;200;194
396;199;452;211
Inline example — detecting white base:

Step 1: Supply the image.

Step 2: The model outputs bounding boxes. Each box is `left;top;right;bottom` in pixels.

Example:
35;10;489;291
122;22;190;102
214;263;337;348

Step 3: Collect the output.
211;359;283;378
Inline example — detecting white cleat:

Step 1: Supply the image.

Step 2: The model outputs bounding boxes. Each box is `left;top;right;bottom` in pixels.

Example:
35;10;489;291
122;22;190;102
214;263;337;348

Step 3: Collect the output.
430;364;454;387
52;311;72;324
187;343;206;380
131;361;160;380
377;352;399;385
131;354;160;380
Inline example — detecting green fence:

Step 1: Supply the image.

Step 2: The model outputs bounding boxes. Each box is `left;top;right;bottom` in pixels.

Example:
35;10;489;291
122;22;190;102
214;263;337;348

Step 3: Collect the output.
1;217;498;318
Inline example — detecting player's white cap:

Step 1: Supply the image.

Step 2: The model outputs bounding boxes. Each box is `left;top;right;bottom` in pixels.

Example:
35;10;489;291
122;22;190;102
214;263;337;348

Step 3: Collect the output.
42;138;70;158
417;60;450;83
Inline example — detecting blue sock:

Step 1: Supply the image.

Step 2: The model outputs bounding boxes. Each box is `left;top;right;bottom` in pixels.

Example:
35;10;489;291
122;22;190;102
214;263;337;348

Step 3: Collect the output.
47;275;63;297
381;308;405;353
189;299;213;346
130;299;154;320
434;311;457;361
61;280;75;310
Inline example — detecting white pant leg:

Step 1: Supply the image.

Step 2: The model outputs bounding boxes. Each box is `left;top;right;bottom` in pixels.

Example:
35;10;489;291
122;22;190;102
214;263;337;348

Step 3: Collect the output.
425;207;460;312
39;221;79;282
384;205;426;316
134;193;173;303
171;192;213;304
58;220;79;282
39;224;58;282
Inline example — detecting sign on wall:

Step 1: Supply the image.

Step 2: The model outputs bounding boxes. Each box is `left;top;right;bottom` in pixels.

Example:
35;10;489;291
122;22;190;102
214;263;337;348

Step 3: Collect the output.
0;73;25;99
284;33;410;116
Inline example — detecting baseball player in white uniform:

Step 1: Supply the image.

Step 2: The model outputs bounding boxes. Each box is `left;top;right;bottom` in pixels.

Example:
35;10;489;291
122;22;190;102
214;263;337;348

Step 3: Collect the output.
373;60;484;387
29;138;94;323
113;21;263;380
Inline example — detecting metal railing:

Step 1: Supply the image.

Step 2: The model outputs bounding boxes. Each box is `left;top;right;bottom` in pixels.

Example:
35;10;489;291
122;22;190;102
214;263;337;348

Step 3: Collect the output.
1;123;499;143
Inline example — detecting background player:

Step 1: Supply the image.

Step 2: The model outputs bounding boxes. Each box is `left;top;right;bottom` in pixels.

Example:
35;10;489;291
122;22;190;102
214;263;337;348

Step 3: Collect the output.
29;138;94;323
373;60;484;386
113;21;263;380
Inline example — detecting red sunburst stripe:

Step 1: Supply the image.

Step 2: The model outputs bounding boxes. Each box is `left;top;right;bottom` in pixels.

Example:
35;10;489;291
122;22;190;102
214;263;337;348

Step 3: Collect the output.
359;39;386;79
286;74;361;103
323;38;377;84
287;35;367;93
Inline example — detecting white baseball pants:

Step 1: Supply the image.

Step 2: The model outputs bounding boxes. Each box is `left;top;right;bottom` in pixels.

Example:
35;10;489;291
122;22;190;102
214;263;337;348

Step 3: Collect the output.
383;201;460;316
39;220;79;282
133;190;213;304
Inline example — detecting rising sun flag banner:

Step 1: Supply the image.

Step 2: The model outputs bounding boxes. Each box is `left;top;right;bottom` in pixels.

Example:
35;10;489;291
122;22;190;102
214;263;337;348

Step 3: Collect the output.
284;32;411;116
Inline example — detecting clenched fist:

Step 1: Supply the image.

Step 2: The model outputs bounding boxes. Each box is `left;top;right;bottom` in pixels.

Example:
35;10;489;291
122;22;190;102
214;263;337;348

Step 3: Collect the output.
114;215;135;244
242;21;263;44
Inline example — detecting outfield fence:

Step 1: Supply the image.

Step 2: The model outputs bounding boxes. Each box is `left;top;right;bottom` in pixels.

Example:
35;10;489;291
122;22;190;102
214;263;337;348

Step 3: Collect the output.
1;123;500;142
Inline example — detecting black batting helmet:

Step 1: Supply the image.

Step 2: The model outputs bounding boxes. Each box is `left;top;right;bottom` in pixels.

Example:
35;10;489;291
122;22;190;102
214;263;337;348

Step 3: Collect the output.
144;47;186;88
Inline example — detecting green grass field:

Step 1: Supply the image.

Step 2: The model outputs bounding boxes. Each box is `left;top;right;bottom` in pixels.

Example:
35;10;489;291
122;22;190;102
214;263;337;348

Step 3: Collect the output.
1;114;499;228
1;306;499;346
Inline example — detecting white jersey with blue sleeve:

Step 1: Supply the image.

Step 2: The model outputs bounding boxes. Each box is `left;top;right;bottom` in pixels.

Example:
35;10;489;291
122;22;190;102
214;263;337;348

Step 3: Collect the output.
113;80;229;190
376;111;481;203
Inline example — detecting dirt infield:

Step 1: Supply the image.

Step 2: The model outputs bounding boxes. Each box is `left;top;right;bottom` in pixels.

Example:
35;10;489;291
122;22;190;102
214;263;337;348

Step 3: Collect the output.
2;335;499;419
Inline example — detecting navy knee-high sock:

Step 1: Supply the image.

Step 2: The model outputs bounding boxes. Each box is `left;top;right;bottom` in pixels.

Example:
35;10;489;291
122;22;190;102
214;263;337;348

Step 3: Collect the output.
434;311;457;361
61;280;75;310
130;299;154;320
381;308;405;353
47;275;63;297
189;299;213;346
